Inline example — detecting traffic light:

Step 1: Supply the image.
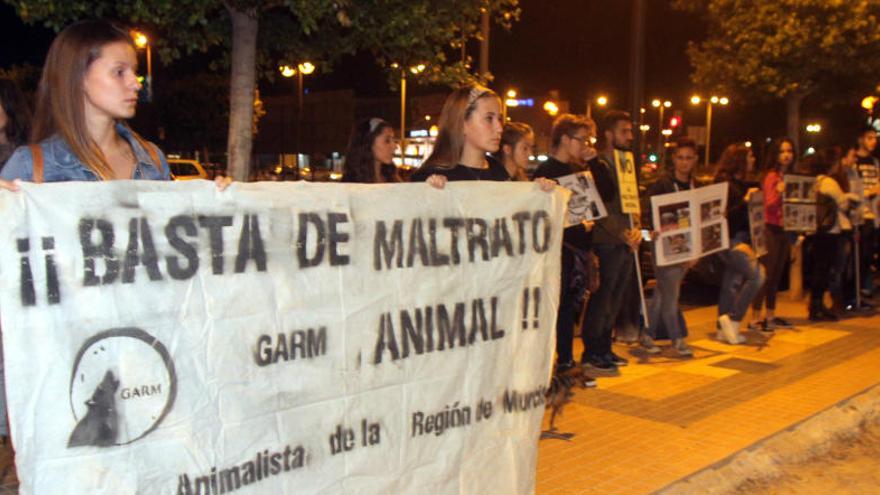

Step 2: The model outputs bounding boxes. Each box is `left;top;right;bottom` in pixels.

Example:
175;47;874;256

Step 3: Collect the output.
669;115;680;128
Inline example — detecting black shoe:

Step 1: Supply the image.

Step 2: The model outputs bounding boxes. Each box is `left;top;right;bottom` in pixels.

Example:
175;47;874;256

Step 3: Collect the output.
581;356;620;377
809;306;838;322
769;316;794;329
604;352;629;367
555;360;578;375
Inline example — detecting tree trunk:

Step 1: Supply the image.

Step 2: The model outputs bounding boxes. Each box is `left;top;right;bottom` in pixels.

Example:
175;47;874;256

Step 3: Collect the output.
785;92;805;154
227;8;259;182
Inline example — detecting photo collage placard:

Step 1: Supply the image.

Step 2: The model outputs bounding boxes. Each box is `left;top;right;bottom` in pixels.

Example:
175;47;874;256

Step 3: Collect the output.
782;174;817;232
650;182;729;266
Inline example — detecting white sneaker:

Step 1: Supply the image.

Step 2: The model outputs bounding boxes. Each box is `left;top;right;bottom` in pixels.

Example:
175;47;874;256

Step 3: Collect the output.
717;315;745;345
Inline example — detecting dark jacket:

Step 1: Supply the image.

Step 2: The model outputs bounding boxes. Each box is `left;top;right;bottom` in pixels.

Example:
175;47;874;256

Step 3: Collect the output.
589;152;631;245
715;174;756;243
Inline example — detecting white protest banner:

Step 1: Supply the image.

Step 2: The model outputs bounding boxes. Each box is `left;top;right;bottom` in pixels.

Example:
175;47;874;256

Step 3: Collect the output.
612;150;640;215
556;171;607;226
783;174;817;232
650;182;729;266
748;191;768;257
0;180;567;494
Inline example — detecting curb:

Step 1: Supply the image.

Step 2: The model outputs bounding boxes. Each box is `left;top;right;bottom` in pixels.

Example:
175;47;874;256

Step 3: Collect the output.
655;383;880;494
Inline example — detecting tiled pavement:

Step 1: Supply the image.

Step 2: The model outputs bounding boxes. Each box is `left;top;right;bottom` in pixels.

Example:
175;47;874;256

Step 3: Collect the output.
536;294;880;495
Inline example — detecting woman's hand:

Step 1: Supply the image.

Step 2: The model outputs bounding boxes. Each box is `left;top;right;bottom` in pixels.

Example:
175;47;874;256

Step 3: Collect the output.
744;187;760;201
426;174;447;190
534;177;556;192
581;220;595;232
0;179;21;192
214;176;233;192
776;181;785;193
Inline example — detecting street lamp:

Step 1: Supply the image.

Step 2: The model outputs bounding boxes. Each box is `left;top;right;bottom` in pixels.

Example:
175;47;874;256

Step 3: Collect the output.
130;30;152;102
543;100;559;116
691;94;729;169
651;99;672;160
280;61;316;154
503;88;517;121
396;63;426;166
805;123;822;133
587;94;608;118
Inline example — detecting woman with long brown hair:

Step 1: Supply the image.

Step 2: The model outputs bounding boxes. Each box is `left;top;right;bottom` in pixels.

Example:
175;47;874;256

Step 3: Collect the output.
714;143;765;344
491;121;534;182
341;117;400;183
1;20;171;184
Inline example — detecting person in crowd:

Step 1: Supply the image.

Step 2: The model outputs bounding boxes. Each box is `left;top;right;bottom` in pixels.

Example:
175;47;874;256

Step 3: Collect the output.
533;114;596;380
640;137;699;357
0;19;230;445
341;117;400;183
855;127;880;298
715;143;765;344
578;110;642;375
410;85;511;184
810;148;860;321
750;137;796;331
491;121;534;181
0;78;31;168
829;145;860;315
411;85;554;191
1;20;170;183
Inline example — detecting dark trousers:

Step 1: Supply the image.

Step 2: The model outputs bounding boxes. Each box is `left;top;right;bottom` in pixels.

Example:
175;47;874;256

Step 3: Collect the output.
810;233;838;309
860;223;876;293
581;243;634;361
555;247;578;364
753;224;789;312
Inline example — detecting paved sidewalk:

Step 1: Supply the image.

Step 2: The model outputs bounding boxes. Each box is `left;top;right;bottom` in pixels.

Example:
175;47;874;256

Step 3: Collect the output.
536;294;880;494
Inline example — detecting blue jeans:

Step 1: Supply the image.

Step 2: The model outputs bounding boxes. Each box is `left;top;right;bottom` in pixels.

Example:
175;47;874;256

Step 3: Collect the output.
718;244;765;322
648;263;688;340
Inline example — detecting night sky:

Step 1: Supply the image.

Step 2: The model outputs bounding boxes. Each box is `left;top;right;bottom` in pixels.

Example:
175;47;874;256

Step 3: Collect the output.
0;1;868;152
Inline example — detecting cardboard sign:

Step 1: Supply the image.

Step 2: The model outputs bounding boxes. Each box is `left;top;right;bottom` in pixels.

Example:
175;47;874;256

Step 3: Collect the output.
556;171;607;226
0;181;566;494
748;191;768;257
783;174;817;232
650;182;729;266
613;150;640;215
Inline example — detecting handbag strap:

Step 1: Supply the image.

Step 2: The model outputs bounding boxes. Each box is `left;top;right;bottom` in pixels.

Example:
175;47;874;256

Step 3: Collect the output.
29;144;44;184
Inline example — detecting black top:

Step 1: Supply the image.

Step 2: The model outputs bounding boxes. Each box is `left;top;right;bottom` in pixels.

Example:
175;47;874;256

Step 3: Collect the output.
716;174;757;242
410;161;511;182
643;174;692;229
533;156;592;248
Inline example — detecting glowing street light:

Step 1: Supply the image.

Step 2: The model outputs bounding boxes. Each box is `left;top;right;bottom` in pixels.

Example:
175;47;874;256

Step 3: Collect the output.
280;61;316;153
691;94;730;168
596;95;608;107
586;94;608;118
651;98;673;159
130;30;152;101
503;88;518;121
543;100;559;116
806;123;822;133
506;89;517;99
862;96;878;111
398;63;427;164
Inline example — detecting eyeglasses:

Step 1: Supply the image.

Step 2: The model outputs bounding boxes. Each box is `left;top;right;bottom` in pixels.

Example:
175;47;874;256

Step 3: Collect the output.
569;134;595;146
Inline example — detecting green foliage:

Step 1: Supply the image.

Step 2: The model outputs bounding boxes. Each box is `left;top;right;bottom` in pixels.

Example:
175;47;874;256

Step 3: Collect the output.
680;0;880;102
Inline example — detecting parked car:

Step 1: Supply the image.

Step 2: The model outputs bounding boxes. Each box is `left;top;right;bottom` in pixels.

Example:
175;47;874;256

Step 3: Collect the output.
168;159;209;181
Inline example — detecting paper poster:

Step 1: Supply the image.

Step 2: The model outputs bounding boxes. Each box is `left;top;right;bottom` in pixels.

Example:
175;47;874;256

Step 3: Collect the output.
650;182;729;266
783;174;817;232
856;159;880;227
748;191;768;257
613;150;640;215
849;174;865;226
0;181;566;494
556;170;607;226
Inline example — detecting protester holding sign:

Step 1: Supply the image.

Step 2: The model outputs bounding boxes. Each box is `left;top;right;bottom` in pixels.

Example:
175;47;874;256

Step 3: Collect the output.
855;127;880;297
810;149;859;321
533;114;597;378
714;144;765;344
641;138;699;357
579;111;642;375
750;138;797;331
341;118;401;183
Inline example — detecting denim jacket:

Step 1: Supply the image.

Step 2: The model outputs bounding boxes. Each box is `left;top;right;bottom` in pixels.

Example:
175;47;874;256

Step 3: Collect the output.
0;123;170;182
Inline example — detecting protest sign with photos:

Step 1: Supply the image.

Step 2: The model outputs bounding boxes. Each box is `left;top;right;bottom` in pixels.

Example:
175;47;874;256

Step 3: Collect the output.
783;174;817;232
0;180;567;494
650;182;729;266
556;170;607;226
748;191;768;257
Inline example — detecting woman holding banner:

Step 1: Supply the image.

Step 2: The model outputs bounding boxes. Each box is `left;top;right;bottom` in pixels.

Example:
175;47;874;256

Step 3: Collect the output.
341;117;401;183
715;143;765;345
0;19;229;448
750;137;797;331
641;137;699;357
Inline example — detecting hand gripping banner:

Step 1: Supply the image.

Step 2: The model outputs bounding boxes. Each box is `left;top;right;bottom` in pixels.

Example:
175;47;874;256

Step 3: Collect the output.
0;180;565;494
